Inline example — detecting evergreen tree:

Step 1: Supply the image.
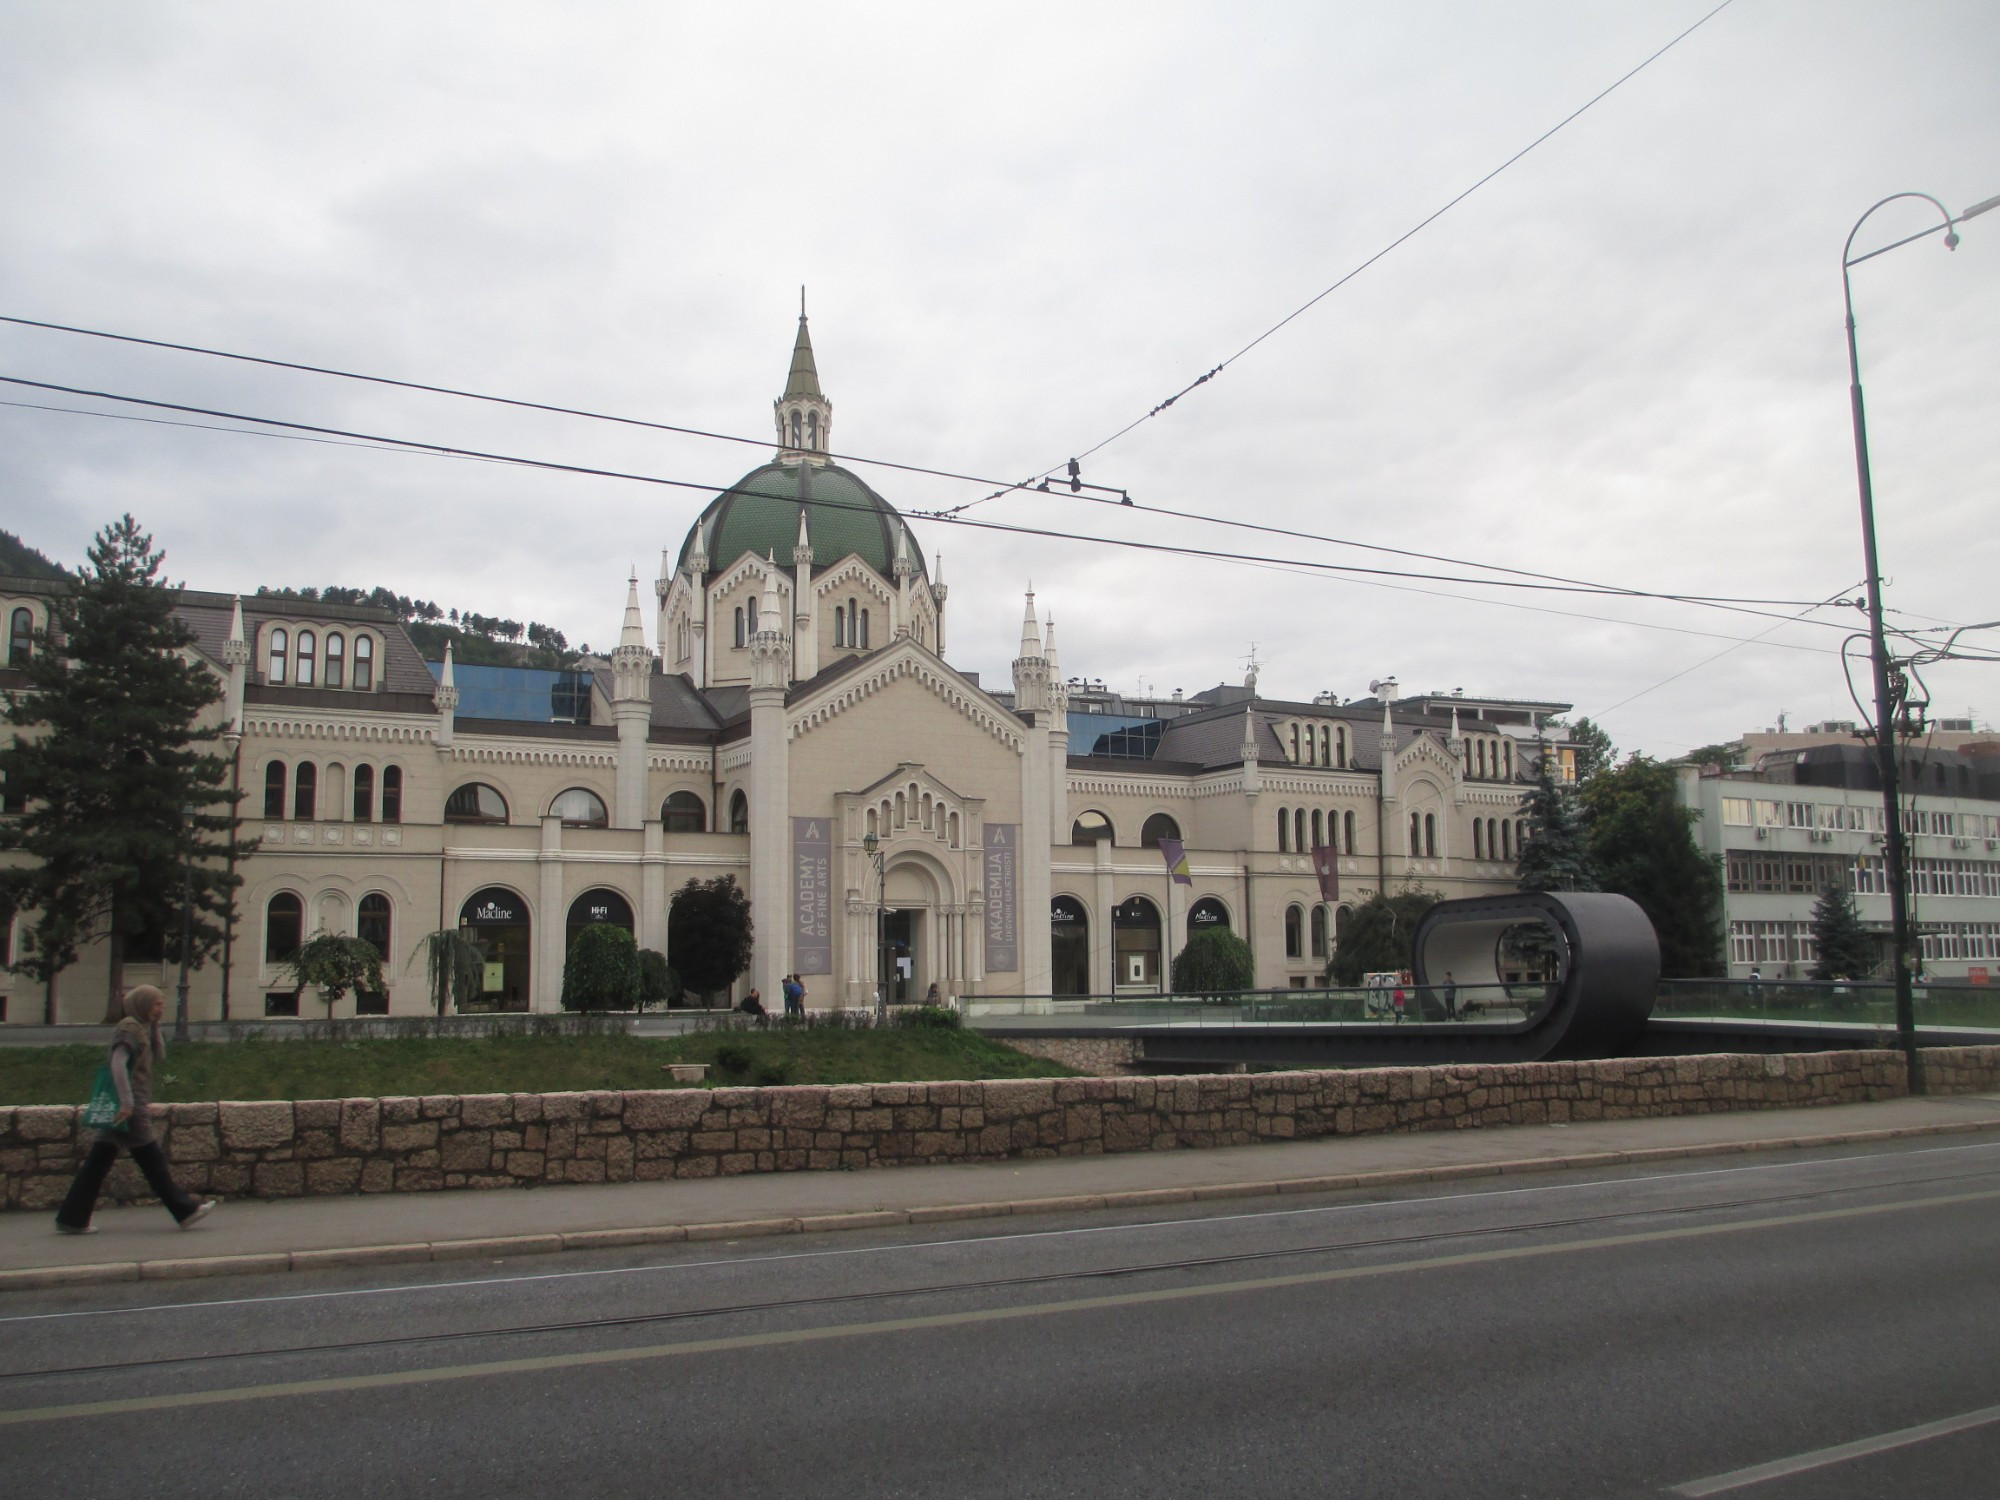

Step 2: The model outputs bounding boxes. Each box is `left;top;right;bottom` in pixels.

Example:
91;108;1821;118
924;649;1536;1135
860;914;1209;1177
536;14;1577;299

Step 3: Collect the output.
0;516;252;1017
1516;743;1599;893
1328;886;1442;986
1567;717;1616;784
1578;755;1724;978
1809;881;1876;980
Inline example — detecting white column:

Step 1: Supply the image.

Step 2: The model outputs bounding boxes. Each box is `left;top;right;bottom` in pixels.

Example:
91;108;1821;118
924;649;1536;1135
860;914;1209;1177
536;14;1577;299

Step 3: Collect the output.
536;816;565;1012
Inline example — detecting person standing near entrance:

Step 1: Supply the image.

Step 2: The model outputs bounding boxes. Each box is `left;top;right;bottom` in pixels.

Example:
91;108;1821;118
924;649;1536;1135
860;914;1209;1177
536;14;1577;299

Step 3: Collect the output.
783;974;805;1018
55;986;215;1235
1442;971;1458;1021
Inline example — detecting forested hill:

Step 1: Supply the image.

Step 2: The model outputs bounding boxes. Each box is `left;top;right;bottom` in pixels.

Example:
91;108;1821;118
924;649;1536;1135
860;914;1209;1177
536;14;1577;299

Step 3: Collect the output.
0;528;67;579
254;583;589;670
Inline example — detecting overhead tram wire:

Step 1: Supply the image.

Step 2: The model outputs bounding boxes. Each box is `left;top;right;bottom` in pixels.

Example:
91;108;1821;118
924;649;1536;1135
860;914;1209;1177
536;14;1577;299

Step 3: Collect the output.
0;372;1865;641
1043;0;1741;474
0;299;1846;617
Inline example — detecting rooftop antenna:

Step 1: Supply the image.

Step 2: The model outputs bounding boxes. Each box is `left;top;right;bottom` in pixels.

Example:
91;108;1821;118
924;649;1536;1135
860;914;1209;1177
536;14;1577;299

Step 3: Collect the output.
800;285;807;317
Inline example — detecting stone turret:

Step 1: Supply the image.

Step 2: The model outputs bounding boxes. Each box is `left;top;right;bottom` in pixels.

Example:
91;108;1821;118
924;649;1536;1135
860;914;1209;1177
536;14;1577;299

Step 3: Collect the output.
221;595;250;738
612;572;653;829
746;552;793;1007
1011;586;1046;715
1241;704;1261;798
773;295;833;464
434;640;459;749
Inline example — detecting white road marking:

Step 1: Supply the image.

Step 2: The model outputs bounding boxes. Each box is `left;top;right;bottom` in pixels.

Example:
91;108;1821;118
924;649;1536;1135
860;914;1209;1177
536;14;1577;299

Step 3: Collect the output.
1669;1401;2000;1495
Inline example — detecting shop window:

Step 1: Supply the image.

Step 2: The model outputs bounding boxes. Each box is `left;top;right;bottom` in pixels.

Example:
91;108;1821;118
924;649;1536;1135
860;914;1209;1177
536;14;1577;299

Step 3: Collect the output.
662;791;706;832
444;782;509;825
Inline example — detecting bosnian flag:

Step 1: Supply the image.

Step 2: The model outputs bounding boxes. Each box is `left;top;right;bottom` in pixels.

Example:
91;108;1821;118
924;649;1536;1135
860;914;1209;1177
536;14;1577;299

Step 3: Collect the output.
1158;837;1193;886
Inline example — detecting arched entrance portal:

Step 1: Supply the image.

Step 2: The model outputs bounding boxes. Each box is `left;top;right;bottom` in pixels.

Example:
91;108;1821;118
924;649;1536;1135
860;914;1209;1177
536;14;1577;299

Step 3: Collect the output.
1187;896;1231;939
1113;895;1162;992
1051;896;1090;997
460;886;531;1012
567;888;634;951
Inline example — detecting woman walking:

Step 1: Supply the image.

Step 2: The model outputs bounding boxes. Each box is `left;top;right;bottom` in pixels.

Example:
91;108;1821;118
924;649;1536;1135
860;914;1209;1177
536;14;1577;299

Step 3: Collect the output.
54;985;215;1235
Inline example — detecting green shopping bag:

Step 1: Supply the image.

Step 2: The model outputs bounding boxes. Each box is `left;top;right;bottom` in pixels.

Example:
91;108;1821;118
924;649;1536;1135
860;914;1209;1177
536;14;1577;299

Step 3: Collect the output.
80;1066;128;1133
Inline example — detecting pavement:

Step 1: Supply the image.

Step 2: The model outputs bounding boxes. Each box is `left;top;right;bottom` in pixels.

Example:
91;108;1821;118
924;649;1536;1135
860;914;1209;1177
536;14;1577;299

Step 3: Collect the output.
8;1092;2000;1292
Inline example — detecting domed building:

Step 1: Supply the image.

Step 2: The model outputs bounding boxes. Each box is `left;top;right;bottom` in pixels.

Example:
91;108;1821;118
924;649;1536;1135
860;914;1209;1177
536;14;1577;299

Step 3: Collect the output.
1;313;1572;1025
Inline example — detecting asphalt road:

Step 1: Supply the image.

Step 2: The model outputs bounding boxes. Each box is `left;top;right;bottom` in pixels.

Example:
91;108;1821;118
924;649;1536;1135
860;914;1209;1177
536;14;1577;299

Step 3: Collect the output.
5;1136;2000;1498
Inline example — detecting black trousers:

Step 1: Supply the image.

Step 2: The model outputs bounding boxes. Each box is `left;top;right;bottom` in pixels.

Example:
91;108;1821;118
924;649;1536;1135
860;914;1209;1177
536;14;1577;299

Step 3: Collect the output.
55;1136;200;1227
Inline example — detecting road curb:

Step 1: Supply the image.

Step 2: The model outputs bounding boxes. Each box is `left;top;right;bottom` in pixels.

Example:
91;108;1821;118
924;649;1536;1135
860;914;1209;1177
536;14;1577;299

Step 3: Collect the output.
2;1116;1994;1293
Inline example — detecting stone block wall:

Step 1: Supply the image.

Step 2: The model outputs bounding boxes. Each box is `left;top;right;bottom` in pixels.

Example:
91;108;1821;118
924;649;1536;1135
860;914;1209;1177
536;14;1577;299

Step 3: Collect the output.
999;1035;1144;1076
6;1047;1996;1211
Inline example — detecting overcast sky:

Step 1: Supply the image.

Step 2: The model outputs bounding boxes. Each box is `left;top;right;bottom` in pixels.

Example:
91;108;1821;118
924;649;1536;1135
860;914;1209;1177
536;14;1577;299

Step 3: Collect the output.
3;2;1995;757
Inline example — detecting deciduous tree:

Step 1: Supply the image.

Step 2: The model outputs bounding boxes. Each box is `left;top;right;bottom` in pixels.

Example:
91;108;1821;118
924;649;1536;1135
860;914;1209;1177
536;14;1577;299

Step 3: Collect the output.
666;874;754;999
1578;755;1724;977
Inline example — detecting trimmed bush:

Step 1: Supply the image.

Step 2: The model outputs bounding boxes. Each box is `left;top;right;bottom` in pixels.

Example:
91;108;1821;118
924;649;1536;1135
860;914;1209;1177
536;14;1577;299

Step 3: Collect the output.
1171;926;1255;995
891;1005;962;1030
637;948;681;1011
562;923;641;1012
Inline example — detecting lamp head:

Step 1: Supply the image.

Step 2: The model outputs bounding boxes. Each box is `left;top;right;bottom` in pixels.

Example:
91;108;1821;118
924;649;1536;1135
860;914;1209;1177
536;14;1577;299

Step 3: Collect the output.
862;831;879;855
1945;227;1961;250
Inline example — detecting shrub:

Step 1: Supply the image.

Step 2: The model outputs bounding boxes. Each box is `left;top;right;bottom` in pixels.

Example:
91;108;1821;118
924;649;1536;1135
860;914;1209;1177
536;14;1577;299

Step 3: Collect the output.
1171;927;1255;995
637;948;680;1011
561;924;640;1012
891;1005;962;1030
714;1045;754;1075
754;1060;796;1086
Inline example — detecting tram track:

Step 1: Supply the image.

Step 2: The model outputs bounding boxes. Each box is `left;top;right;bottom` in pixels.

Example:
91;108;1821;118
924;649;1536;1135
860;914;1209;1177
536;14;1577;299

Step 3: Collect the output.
9;1162;1996;1386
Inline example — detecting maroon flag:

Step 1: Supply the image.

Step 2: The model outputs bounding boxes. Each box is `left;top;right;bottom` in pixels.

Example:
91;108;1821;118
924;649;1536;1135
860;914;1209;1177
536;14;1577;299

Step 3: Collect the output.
1310;843;1339;903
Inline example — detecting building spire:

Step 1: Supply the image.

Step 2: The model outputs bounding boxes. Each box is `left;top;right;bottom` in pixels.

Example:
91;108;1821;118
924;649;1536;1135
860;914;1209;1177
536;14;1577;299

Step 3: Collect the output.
619;569;646;651
774;299;832;461
785;303;822;399
1019;585;1042;658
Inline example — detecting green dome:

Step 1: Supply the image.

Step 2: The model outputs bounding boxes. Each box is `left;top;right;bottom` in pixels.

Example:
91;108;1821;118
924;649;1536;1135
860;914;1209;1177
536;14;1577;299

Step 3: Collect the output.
678;461;926;581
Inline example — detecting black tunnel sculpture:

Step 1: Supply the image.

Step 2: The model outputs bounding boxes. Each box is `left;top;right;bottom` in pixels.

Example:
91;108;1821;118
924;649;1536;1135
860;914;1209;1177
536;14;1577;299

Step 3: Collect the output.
1412;890;1659;1060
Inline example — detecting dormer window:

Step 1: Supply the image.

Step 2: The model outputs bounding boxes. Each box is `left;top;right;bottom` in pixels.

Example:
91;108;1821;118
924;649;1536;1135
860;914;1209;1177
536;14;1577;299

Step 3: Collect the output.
325;632;345;688
296;630;316;687
353;634;373;690
268;627;288;684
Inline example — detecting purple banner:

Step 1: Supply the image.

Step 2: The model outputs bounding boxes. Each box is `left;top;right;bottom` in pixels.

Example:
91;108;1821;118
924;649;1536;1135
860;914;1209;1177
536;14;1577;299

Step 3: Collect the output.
791;817;833;975
984;823;1018;973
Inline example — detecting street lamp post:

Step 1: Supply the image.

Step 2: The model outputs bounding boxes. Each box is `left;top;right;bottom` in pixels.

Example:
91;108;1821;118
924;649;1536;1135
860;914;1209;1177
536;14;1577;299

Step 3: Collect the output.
174;801;197;1044
861;831;888;1017
1841;190;2000;1093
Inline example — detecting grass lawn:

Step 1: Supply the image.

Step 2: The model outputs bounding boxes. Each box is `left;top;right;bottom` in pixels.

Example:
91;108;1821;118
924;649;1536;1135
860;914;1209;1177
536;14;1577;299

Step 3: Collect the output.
0;1027;1074;1107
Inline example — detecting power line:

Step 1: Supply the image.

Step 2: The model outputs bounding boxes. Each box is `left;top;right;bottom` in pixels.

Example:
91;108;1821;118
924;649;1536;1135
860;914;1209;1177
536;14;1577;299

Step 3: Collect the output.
0;371;1863;635
1059;0;1741;469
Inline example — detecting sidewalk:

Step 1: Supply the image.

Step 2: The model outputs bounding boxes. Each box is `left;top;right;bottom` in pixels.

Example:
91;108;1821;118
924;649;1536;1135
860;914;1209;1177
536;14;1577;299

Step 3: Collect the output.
8;1094;2000;1291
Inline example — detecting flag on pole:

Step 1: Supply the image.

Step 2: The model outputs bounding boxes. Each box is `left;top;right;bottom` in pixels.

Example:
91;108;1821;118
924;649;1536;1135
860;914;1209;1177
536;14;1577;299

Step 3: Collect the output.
1310;843;1339;903
1158;837;1193;886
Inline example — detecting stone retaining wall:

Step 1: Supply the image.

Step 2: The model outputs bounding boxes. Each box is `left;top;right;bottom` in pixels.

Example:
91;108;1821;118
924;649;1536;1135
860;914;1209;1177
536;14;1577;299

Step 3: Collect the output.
998;1035;1144;1075
7;1047;1996;1211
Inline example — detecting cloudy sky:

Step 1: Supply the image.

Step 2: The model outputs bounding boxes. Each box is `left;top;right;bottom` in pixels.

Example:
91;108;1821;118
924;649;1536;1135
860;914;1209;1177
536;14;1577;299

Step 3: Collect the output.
2;1;1995;756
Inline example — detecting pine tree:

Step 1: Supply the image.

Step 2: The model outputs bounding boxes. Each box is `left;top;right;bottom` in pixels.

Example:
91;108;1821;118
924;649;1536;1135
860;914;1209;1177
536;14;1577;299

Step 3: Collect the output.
1578;755;1725;977
1809;881;1876;980
1516;744;1599;893
0;516;252;1018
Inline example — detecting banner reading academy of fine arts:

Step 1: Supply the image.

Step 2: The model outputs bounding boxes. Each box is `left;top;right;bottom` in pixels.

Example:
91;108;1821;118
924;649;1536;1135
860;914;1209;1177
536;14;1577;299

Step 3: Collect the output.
791;817;833;975
984;823;1018;974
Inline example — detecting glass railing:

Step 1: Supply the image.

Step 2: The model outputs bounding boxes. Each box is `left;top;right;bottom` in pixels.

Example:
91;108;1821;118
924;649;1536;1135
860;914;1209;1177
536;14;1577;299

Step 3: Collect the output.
964;982;1555;1029
1654;979;2000;1031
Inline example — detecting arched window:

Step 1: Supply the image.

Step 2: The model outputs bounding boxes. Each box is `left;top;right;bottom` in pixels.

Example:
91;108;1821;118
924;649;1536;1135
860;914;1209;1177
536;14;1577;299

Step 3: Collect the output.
324;631;345;689
1473;820;1484;860
1188;896;1231;936
265;892;303;963
7;607;30;666
1113;895;1162;989
859;608;870;649
353;764;374;823
1071;810;1114;845
1290;724;1300;762
296;630;316;687
358;893;391;960
1500;820;1512;862
1319;726;1331;766
1310;810;1324;850
1343;810;1356;855
791;409;803;446
1336;727;1347;768
353;634;374;691
806;410;819;449
733;607;745;648
264;761;286;820
662;791;706;832
567;888;635;950
551;788;609;828
1310;904;1329;958
381;765;402;824
1051;895;1090;997
444;782;509;825
1424;812;1437;858
1408;811;1421;856
1277;808;1289;853
1284;903;1304;959
834;605;846;647
729;789;749;834
1504;742;1514;779
747;597;758;634
268;627;288;684
293;761;317;821
1140;813;1181;848
1294;808;1306;853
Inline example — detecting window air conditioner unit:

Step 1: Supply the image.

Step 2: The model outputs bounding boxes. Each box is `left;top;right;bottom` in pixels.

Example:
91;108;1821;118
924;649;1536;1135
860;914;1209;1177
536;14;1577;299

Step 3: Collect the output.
1754;827;1768;840
1870;832;1886;844
1951;837;1970;849
1988;839;1998;851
